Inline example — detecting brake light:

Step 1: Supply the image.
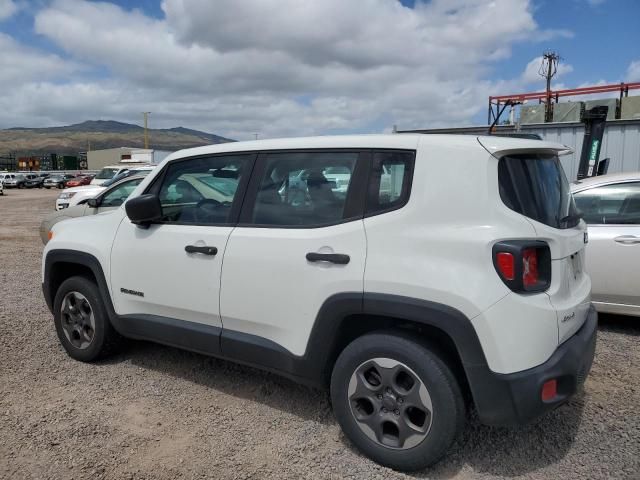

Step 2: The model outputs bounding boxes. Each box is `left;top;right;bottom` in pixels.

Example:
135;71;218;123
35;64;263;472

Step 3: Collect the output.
492;241;551;293
496;252;514;280
522;248;538;286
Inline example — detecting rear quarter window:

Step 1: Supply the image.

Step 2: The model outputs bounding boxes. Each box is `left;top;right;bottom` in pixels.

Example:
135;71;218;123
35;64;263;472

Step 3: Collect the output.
498;153;579;229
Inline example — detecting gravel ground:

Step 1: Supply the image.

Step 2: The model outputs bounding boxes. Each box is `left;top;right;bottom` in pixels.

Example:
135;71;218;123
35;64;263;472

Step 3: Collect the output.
0;188;639;480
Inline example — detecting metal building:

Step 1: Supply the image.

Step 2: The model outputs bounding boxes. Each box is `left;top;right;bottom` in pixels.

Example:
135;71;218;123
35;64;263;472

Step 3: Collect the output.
87;147;135;170
399;118;640;181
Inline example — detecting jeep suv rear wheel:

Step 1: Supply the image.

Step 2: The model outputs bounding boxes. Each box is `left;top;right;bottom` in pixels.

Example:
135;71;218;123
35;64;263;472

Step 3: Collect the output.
53;276;121;361
331;332;465;471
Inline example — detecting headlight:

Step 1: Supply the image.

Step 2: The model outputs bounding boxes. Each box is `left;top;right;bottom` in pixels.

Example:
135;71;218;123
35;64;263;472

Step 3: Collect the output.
58;192;77;200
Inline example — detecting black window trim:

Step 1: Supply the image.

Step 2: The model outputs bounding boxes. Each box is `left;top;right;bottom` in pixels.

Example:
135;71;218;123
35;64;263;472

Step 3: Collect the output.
138;147;416;230
237;148;370;229
142;151;258;227
364;149;415;218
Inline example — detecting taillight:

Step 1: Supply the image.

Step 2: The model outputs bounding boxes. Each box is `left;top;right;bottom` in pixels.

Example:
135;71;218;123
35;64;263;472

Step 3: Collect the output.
493;241;551;293
496;252;514;280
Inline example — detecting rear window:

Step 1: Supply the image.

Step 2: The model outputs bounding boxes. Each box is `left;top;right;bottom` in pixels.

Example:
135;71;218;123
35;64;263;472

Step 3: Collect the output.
498;153;579;229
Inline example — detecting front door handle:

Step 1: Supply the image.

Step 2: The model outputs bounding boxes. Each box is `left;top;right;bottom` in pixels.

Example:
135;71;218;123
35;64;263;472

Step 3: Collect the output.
185;245;218;255
306;252;350;265
614;235;640;245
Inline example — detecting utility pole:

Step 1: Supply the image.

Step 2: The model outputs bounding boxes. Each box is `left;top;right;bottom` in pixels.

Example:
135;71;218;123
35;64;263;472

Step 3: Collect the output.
538;51;560;122
142;112;151;149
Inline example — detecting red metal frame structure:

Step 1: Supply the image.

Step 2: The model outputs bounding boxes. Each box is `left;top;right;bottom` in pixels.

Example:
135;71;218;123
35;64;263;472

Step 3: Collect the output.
488;81;640;125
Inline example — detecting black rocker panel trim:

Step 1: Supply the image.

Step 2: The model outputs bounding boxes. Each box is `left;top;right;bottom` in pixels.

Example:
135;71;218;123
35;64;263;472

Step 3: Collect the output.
117;314;222;357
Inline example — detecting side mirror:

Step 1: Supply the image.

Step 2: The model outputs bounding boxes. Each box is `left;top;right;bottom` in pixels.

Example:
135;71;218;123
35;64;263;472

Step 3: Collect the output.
87;198;99;208
125;194;162;227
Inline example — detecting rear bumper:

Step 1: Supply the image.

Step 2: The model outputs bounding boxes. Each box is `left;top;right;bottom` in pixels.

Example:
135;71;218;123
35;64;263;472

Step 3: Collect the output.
469;305;597;426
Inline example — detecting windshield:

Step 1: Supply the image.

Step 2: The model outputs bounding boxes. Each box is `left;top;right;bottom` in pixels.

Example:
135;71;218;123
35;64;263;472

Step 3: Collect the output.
498;153;580;229
95;167;119;180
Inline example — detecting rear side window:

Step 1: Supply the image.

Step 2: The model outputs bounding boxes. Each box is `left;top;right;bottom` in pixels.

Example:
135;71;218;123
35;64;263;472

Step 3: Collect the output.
573;182;640;224
498;154;579;229
251;151;358;226
366;151;414;216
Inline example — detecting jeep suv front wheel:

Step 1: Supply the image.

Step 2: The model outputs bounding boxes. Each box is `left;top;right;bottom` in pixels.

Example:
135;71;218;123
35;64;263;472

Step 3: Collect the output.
331;332;465;471
53;276;121;361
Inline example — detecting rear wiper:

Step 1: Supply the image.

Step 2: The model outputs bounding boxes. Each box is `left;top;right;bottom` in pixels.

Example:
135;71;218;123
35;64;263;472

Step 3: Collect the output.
560;212;583;224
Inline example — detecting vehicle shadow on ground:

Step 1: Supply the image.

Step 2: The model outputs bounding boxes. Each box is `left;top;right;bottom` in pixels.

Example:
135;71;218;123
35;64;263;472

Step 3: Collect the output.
598;313;640;336
101;338;587;478
101;340;335;424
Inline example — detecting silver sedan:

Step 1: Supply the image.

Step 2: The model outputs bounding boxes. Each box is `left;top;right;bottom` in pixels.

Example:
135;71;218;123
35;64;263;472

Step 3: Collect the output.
571;172;640;316
40;175;146;244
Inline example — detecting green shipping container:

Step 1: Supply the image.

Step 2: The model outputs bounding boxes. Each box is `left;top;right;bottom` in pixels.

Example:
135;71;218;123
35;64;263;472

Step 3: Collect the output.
62;155;79;170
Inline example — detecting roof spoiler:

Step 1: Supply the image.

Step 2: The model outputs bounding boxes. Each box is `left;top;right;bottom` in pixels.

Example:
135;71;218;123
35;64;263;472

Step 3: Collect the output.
477;137;574;157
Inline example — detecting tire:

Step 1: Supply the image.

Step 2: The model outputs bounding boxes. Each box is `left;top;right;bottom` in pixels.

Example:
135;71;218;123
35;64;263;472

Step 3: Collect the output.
53;275;121;362
331;332;465;471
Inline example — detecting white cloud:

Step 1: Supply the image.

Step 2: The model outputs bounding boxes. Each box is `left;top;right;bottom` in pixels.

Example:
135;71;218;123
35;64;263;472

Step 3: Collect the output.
626;60;640;82
0;0;17;20
0;33;80;85
0;0;582;138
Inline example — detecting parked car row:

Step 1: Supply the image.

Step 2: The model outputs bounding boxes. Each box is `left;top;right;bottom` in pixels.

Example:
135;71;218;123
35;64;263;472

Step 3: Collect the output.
54;166;154;210
0;172;95;190
0;173;42;188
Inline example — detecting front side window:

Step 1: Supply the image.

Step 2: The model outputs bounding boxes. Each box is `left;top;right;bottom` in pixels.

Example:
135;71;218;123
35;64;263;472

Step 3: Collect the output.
251;152;358;226
499;154;579;229
100;178;144;207
573;182;640;225
155;155;249;225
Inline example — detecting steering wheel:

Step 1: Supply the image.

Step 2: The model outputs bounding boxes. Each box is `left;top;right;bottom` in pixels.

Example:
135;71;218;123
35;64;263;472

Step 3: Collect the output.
194;198;222;223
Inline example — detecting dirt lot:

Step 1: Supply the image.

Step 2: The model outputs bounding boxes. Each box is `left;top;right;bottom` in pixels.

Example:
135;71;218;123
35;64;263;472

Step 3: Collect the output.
0;188;638;480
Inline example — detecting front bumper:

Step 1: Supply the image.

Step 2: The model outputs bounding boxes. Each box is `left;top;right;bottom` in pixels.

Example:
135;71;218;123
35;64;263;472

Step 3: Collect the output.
468;305;597;426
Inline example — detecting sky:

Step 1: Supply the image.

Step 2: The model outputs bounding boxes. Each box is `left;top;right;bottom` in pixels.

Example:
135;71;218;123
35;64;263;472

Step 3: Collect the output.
0;0;638;140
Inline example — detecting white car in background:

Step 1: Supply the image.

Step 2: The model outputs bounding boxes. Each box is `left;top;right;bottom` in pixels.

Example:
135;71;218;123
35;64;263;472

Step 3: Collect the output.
56;166;155;210
90;164;151;185
572;172;640;316
42;175;147;243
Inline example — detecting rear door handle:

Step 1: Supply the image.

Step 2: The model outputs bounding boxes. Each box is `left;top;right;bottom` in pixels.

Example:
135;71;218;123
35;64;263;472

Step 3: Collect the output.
185;245;218;255
306;252;350;264
614;235;640;245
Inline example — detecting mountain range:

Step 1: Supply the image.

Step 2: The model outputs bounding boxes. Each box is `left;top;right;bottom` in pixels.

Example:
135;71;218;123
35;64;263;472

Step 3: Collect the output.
0;120;234;156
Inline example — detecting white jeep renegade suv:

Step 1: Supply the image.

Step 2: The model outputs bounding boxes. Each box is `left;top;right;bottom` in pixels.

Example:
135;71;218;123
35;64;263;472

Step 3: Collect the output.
42;134;597;471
